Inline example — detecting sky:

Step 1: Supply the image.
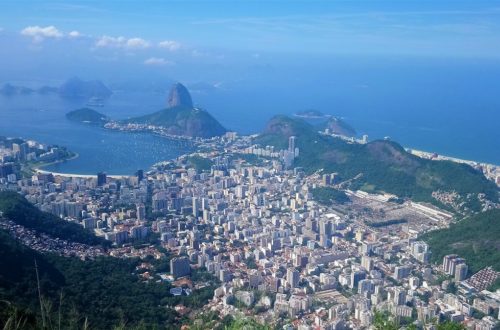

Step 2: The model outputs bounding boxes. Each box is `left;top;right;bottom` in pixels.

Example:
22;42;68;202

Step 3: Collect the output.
1;0;500;84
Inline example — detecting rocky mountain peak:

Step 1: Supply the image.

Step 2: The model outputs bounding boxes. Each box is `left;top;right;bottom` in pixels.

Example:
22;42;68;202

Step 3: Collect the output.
167;82;193;108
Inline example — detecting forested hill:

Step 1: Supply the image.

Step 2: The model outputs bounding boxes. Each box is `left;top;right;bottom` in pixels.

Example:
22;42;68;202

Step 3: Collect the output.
0;191;106;246
0;230;183;329
124;105;227;138
420;209;500;273
66;108;110;125
255;115;498;211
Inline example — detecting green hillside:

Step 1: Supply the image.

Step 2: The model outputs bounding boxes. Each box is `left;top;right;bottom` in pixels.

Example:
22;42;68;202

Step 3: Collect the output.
124;105;227;138
317;116;357;137
66;108;109;125
0;191;218;329
420;209;500;273
0;229;217;329
255;115;498;210
311;187;350;205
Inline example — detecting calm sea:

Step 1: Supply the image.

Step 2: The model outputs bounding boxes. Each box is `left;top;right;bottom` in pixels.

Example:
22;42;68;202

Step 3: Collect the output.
0;93;193;175
1;57;499;175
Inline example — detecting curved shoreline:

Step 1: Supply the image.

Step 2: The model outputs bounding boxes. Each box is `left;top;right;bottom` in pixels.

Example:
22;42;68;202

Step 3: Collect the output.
35;151;80;169
34;153;134;178
35;168;133;179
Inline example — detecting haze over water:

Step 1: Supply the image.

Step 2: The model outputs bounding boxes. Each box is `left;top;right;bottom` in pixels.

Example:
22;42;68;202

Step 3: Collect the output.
1;56;499;175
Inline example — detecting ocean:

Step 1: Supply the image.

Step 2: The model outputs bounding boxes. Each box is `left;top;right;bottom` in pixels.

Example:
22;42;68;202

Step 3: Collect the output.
0;93;193;175
1;57;499;174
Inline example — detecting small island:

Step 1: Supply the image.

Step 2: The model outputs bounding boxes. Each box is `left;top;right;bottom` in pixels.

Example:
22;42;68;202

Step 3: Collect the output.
294;109;330;119
66;108;110;126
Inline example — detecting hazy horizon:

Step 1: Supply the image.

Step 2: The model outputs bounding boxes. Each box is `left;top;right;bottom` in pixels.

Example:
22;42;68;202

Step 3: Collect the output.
1;0;500;166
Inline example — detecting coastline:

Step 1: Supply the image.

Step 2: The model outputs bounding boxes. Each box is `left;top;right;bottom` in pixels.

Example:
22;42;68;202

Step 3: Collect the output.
27;130;498;184
407;148;499;168
35;168;133;179
33;152;135;179
407;147;499;187
34;151;80;169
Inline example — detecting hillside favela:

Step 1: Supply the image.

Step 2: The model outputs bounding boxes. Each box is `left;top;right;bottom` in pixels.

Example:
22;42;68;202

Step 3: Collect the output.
1;1;500;330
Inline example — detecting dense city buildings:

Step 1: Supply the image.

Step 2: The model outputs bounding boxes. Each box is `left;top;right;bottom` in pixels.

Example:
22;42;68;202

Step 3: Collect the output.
1;132;499;329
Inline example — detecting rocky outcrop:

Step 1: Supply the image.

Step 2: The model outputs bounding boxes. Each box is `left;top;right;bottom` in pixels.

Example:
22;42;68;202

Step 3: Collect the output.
167;82;193;108
124;83;226;138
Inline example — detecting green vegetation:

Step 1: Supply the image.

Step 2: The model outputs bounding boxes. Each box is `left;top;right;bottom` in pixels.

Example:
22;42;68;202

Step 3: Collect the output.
229;153;271;167
66;108;109;125
0;230;215;329
366;219;408;228
488;277;500;291
421;209;500;273
318;116;357;137
255;116;498;209
373;310;399;330
186;155;213;172
311;187;350;205
435;322;467;330
190;314;272;330
222;317;272;330
0;192;218;328
123;105;227;138
0;191;107;246
374;310;465;330
244;257;258;270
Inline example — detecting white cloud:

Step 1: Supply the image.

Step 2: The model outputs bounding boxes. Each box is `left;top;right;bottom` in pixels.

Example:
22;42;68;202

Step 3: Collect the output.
21;25;63;42
191;49;211;57
144;57;175;66
126;37;150;49
158;40;181;51
95;35;150;49
68;30;82;38
95;35;125;47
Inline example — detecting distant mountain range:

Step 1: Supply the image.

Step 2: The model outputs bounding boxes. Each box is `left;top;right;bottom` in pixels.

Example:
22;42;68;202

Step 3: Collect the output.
0;77;112;99
256;115;498;211
59;77;112;99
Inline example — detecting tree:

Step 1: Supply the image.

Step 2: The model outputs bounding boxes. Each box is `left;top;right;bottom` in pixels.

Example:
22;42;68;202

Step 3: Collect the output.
436;321;466;330
373;311;398;330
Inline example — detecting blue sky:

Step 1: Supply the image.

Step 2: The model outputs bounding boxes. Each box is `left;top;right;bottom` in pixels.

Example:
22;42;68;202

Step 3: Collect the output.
1;0;500;83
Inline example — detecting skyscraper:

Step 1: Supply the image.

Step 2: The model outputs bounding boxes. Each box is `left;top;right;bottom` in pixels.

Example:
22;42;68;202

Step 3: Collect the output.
455;263;468;282
288;136;296;153
170;256;191;279
287;267;300;288
351;270;366;289
136;203;146;221
136;169;144;182
192;197;200;216
97;172;107;186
